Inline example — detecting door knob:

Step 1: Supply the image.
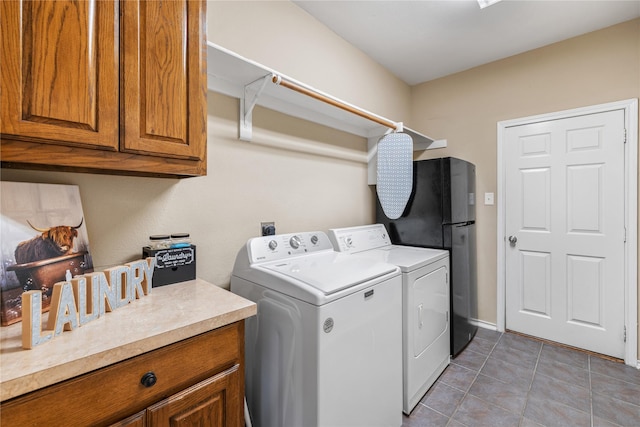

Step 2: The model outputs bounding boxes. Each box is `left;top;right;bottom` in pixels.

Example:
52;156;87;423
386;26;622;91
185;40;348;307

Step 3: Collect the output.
508;235;517;246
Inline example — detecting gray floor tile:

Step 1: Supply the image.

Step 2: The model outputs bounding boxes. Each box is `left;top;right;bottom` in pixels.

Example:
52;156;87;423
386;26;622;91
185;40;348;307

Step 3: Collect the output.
475;328;502;343
535;357;590;388
529;371;590;413
497;333;543;354
402;330;640;427
446;419;468;427
467;373;529;414
421;382;465;417
480;356;535;388
593;416;624;427
520;418;545;427
539;342;588;369
452;348;488;371
590;356;640;386
402;404;450;427
438;363;478;392
591;372;640;406
465;336;496;355
592;392;640;427
452;394;521;427
490;341;539;370
523;394;591;427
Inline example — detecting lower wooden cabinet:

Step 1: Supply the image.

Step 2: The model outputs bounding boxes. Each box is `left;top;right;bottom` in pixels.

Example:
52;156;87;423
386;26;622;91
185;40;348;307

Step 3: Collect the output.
145;366;240;426
111;366;240;427
111;411;147;427
0;322;245;427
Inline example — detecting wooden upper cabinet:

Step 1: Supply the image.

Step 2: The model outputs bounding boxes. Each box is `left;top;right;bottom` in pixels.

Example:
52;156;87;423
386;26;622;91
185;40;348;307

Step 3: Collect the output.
0;0;207;177
1;0;119;149
121;0;206;161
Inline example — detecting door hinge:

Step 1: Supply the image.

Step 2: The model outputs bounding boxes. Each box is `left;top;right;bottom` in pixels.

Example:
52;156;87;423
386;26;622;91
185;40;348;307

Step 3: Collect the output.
623;326;627;343
623;128;627;144
624;226;627;243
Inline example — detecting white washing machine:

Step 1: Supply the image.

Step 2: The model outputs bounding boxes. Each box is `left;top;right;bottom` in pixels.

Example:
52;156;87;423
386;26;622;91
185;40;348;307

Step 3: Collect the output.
329;224;450;414
230;231;403;427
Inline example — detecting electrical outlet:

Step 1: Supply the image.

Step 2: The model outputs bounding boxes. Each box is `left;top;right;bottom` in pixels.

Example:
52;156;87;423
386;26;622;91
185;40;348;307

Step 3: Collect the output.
261;222;276;236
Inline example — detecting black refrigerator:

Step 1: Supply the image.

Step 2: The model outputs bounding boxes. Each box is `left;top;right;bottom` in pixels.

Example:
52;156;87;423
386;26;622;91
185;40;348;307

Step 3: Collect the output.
376;157;477;357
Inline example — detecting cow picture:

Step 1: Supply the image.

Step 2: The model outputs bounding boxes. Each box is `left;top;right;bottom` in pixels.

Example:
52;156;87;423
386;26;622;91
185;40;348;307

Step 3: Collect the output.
1;182;93;326
14;218;84;264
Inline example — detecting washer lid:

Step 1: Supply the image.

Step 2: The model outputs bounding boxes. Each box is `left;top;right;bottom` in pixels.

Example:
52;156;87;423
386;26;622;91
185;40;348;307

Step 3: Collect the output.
259;251;398;296
366;246;448;272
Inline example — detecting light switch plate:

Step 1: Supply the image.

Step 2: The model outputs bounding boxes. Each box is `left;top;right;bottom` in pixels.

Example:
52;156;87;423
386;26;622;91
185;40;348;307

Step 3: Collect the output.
484;192;494;205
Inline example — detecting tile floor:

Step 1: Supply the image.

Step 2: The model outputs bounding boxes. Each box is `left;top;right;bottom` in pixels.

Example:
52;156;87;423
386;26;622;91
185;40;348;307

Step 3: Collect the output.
402;329;640;427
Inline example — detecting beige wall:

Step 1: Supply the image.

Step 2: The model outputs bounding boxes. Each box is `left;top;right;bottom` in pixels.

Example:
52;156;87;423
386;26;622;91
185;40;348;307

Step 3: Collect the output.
1;1;409;287
209;1;411;121
1;2;638;355
411;18;640;352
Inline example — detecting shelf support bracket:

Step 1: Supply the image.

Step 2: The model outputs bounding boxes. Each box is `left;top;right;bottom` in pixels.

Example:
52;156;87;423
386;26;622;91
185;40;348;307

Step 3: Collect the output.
239;74;272;141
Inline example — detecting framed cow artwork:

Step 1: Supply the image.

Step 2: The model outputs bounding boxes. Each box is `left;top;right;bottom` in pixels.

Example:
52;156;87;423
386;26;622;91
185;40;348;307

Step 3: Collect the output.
0;182;94;326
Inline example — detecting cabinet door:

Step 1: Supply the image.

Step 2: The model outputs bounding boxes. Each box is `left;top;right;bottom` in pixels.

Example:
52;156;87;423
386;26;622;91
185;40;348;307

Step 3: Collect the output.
147;365;242;427
121;0;207;161
109;411;146;427
0;0;119;149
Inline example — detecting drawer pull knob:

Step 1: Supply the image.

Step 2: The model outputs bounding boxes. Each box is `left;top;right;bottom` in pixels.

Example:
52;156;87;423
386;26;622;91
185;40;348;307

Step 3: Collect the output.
141;372;157;388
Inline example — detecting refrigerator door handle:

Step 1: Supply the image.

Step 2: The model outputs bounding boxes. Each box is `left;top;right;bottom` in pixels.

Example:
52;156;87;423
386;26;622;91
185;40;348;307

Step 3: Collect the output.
452;221;475;227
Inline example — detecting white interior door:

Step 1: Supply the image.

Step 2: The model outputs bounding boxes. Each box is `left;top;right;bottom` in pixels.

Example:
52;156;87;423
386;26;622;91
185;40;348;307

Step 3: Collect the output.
504;109;626;358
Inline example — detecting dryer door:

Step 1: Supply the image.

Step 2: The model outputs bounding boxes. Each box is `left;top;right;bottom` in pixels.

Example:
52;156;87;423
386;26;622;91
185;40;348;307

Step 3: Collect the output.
413;265;449;357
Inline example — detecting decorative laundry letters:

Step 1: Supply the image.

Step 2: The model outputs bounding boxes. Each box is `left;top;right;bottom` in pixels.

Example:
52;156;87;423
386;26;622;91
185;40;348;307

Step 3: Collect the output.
21;258;155;349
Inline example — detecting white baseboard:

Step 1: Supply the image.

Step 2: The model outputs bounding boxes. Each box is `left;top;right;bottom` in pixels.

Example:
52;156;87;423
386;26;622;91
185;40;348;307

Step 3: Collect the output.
470;318;497;331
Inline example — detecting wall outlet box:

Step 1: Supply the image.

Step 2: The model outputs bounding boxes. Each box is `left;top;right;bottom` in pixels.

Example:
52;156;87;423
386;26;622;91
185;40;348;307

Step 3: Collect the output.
261;222;276;236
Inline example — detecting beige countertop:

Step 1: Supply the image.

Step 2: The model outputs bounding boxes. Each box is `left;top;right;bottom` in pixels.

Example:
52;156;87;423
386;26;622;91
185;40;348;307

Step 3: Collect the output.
0;279;256;402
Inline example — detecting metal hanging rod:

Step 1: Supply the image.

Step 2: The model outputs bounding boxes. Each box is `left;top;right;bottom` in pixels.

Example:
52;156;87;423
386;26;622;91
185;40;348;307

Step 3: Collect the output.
271;74;403;132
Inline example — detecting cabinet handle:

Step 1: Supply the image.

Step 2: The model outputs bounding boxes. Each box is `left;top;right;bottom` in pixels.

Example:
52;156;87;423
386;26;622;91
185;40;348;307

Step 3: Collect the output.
140;371;157;388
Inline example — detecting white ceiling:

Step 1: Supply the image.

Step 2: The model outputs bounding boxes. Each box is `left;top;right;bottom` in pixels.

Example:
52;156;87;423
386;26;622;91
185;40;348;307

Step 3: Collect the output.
293;0;640;85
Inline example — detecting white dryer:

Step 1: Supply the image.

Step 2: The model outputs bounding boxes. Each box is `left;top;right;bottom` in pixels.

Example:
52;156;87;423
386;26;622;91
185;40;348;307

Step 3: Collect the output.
230;231;403;427
329;224;450;414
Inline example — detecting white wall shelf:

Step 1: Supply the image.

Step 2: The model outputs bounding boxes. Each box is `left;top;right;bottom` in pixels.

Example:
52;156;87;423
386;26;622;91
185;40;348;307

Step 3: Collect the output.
206;42;446;183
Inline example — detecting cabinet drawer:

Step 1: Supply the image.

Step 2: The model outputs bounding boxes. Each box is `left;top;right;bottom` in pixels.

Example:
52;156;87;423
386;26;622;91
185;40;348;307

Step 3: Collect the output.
1;322;243;426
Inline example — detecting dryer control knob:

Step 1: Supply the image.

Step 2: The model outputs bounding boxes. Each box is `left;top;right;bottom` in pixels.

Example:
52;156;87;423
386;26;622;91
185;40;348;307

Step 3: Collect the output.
268;240;278;250
310;235;319;245
289;235;301;249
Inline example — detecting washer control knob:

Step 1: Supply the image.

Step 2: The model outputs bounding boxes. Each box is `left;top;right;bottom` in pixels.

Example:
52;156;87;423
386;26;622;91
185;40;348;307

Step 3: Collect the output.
289;235;301;249
310;235;319;245
345;237;353;247
268;240;278;250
